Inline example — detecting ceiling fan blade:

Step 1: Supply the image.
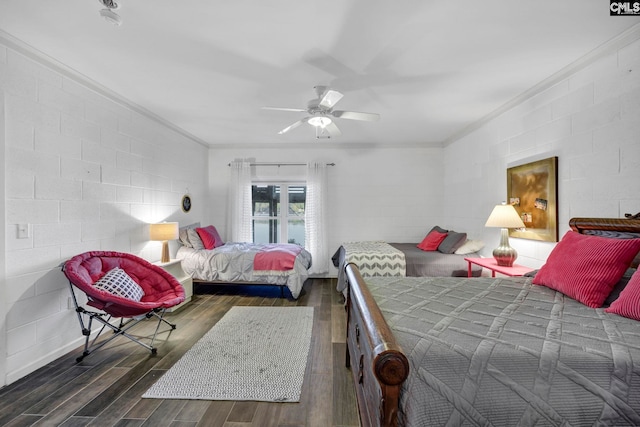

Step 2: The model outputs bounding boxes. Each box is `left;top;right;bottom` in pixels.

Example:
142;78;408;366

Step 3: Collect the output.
318;89;344;109
331;110;380;121
278;118;307;134
324;121;342;137
262;106;307;112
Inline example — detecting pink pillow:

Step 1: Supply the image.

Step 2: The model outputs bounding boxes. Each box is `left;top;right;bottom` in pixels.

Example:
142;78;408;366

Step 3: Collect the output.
605;270;640;320
195;225;224;250
417;230;448;251
532;231;640;308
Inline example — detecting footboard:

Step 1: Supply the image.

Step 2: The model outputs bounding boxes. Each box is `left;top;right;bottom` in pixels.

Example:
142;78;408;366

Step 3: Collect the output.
344;263;409;427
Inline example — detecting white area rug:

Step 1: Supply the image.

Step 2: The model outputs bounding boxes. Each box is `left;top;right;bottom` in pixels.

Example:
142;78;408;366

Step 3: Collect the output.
142;306;314;402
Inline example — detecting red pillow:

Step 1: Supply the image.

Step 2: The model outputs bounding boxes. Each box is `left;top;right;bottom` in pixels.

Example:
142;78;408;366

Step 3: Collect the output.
417;230;448;251
532;231;640;308
195;225;224;250
605;269;640;320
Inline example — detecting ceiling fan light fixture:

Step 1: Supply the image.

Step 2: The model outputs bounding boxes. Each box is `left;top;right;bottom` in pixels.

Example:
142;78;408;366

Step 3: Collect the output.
308;116;332;128
265;85;378;138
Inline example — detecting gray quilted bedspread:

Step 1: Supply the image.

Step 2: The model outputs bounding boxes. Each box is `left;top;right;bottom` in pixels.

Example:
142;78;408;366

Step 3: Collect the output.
364;275;640;426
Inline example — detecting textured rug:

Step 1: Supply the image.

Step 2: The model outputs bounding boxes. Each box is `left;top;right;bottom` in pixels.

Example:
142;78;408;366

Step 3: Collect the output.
142;306;314;402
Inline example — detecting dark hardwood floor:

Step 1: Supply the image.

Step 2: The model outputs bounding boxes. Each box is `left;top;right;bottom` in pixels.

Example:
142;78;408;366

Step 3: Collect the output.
0;278;359;427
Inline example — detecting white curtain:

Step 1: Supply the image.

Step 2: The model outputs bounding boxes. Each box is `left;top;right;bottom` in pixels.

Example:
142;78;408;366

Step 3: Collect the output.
228;160;253;242
305;162;329;274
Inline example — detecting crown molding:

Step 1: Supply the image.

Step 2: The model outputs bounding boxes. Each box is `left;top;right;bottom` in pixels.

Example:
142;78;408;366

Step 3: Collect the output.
443;23;640;146
207;140;442;150
0;29;210;149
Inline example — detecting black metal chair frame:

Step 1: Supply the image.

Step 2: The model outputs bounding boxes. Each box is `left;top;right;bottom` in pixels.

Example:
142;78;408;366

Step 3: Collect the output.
62;251;185;363
68;282;177;362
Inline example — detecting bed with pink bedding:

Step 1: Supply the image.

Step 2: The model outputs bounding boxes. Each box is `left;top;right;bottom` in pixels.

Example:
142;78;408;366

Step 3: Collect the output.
175;224;312;299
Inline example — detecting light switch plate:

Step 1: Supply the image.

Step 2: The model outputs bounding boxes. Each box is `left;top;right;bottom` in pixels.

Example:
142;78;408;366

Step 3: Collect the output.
17;224;29;239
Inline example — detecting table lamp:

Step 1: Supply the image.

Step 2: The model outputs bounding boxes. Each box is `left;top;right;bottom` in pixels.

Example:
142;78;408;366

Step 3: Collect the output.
150;222;179;263
484;203;525;267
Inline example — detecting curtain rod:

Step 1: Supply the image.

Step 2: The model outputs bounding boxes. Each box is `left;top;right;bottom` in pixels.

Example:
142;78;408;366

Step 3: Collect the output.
227;162;336;167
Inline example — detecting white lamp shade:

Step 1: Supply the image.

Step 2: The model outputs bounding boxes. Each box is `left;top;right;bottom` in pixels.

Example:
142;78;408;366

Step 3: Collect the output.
485;204;525;229
150;222;179;241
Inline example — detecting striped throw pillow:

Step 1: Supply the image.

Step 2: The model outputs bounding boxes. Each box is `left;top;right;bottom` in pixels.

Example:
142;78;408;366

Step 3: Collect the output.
606;269;640;320
532;231;640;308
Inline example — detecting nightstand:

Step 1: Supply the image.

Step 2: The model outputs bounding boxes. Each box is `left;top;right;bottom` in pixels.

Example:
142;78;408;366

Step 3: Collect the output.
155;259;193;312
464;257;534;278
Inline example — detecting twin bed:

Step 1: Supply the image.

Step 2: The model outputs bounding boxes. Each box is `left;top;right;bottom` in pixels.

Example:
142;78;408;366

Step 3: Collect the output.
345;217;640;426
175;224;312;299
332;233;483;294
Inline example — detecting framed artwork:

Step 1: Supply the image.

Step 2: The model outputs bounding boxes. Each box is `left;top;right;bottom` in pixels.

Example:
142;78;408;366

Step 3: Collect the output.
507;156;558;242
181;194;192;213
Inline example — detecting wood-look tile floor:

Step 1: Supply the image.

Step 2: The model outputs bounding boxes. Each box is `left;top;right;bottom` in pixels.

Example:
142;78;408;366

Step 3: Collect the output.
0;278;359;427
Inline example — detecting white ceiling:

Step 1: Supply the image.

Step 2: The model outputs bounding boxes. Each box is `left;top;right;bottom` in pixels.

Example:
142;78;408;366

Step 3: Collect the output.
0;1;637;148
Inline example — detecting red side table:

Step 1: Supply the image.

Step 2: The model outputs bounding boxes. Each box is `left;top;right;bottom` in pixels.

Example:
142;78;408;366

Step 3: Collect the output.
464;257;534;278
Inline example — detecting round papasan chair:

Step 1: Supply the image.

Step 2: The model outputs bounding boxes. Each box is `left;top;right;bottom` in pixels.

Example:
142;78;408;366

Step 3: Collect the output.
62;251;185;362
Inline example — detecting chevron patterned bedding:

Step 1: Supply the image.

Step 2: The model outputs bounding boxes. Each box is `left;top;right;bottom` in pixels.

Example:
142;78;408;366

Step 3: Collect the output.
364;275;640;426
335;241;406;292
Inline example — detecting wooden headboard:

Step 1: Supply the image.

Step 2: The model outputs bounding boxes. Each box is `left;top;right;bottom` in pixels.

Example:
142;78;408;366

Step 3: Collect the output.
569;217;640;236
570;217;640;268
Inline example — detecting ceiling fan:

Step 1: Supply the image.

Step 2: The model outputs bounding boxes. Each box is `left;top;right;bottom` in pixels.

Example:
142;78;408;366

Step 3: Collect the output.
262;86;380;138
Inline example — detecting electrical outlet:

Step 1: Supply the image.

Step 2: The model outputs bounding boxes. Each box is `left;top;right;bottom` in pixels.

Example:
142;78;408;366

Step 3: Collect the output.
67;296;75;310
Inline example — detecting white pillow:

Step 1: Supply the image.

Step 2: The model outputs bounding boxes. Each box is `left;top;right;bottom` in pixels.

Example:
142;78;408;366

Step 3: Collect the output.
94;267;145;301
454;239;485;255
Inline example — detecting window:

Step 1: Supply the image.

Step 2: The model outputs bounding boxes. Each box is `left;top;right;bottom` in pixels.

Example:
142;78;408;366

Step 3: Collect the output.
252;184;306;246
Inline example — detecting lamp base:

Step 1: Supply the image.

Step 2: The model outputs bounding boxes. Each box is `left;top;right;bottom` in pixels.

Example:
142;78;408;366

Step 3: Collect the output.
161;241;170;263
493;228;518;267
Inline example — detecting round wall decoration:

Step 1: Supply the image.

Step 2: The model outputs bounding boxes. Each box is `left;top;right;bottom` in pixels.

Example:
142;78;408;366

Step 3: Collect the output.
181;194;192;213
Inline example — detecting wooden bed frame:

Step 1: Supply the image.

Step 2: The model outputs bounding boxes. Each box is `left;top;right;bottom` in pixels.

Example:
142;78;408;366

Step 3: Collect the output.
344;217;640;427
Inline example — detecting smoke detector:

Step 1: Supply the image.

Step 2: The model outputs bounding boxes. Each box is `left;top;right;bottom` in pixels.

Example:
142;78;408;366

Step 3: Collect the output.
98;0;122;26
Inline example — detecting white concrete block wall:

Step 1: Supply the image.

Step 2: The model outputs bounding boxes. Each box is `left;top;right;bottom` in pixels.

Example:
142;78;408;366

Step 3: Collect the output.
443;35;640;269
208;145;444;277
0;42;208;385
